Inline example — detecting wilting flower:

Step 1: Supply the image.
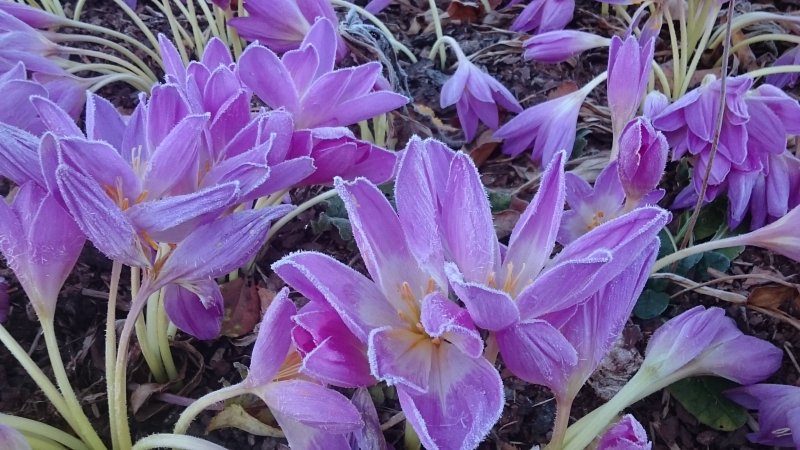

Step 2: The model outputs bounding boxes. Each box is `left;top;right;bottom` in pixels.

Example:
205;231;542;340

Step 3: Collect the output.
510;0;575;34
642;306;782;384
0;424;30;450
766;45;800;89
617;117;668;202
238;18;407;129
226;288;364;448
562;306;781;450
0;182;84;319
726;384;800;448
608;35;654;154
274;139;504;450
597;415;652;450
230;0;347;60
494;85;591;163
523;30;610;63
440;45;521;142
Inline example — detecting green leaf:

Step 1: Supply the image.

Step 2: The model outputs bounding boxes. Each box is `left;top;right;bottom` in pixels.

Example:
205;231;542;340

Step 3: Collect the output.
674;252;703;276
695;251;731;280
715;245;745;261
693;201;727;241
657;229;677;260
633;289;670;319
488;190;512;212
668;377;748;431
572;128;591;158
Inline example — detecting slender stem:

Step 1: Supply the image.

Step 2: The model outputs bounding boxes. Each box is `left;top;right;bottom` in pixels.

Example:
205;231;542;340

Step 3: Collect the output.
60;19;162;65
73;0;87;20
678;9;717;97
173;384;246;434
546;396;574;450
46;32;158;82
145;290;163;374
426;0;446;67
663;6;682;96
195;0;222;41
0;325;79;438
746;64;800;79
89;74;152;93
679;2;688;89
263;189;340;243
109;0;161;52
651;61;673;100
40;319;107;450
67;63;128;75
728;33;800;56
430;36;467;63
19;433;67;450
131;268;168;384
708;12;800;50
181;0;206;54
330;0;418;63
132;434;228;450
106;261;122;450
651;235;743;272
60;47;152;82
156;292;179;381
0;414;89;450
113;283;156;450
157;0;190;63
678;1;735;252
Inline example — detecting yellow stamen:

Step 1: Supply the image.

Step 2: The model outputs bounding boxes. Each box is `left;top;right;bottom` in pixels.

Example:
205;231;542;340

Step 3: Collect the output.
274;351;303;381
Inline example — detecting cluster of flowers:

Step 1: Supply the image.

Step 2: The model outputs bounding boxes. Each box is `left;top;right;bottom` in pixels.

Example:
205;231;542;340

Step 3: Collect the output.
1;0;800;449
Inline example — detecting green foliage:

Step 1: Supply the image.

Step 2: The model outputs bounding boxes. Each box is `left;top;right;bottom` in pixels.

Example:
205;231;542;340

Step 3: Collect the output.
668;377;748;431
633;289;670;320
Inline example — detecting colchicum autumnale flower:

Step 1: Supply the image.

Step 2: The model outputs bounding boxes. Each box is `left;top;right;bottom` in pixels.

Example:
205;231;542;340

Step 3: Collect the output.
726;384;800;448
597;415;652;450
607;35;654;158
439;39;522;142
523;30;610;64
509;0;575;34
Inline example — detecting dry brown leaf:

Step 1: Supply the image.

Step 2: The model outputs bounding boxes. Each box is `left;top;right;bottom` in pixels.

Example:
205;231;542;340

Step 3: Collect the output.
468;129;500;167
748;285;799;310
220;277;262;338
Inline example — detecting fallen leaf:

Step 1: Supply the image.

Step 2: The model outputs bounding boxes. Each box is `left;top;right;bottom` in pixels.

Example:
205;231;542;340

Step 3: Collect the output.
220;277;262;338
748;285;799;310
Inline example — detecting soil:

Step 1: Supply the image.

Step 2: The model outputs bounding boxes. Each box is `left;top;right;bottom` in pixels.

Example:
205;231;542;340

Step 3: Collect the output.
1;0;800;449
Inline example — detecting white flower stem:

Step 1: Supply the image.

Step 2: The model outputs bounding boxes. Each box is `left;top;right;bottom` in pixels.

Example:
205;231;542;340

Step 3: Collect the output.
173;384;246;434
0;414;89;450
651;235;745;273
746;64;800;80
132;434;228;450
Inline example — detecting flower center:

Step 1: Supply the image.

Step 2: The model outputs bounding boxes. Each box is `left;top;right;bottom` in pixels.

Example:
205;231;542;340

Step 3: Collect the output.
487;262;527;295
396;279;440;343
586;210;606;231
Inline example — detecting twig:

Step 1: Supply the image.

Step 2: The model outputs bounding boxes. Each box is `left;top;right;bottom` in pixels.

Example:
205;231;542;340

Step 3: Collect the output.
678;1;736;252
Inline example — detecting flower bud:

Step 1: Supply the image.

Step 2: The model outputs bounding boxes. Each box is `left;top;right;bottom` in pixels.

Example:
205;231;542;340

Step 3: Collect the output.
523;30;610;64
597;415;651;450
618;117;668;201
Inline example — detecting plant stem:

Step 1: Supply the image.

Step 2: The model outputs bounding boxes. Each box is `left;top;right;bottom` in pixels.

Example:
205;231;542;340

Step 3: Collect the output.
708;12;800;50
60;19;161;64
263;189;339;243
113;283;156;450
131;434;228;450
132;267;168;383
663;6;682;96
545;396;574;450
106;260;122;450
46;32;158;81
145;290;164;375
651;61;672;100
60;47;153;83
88;74;152;93
0;325;80;440
173;384;246;434
19;433;67;450
678;9;716;97
156;292;179;381
426;0;446;67
746;64;800;79
651;235;742;272
40;318;107;450
109;0;161;52
0;414;89;450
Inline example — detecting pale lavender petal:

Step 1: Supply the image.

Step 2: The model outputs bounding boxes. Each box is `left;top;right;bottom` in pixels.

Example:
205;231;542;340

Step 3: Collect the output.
163;282;223;340
398;343;503;450
246;287;296;385
369;326;433;392
419;291;483;358
258;379;363;432
238;44;300;112
445;263;519;332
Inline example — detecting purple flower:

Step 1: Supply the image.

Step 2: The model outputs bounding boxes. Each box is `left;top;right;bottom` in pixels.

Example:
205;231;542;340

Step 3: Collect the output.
392;138;667;401
597;415;652;450
239;288;364;448
643;306;782;384
440;46;522;142
558;162;626;245
274;139;504;449
230;0;347;60
618;117;668;201
726;384;800;448
237;18;408;129
494;86;591;163
0;425;30;450
766;45;800;88
0;2;67;28
0;10;66;76
291;300;376;387
608;35;654;156
510;0;575;34
0;182;84;319
523;30;610;64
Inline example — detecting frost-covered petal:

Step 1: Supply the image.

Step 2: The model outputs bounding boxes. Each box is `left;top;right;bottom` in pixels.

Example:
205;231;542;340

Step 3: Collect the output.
246;288;296;385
